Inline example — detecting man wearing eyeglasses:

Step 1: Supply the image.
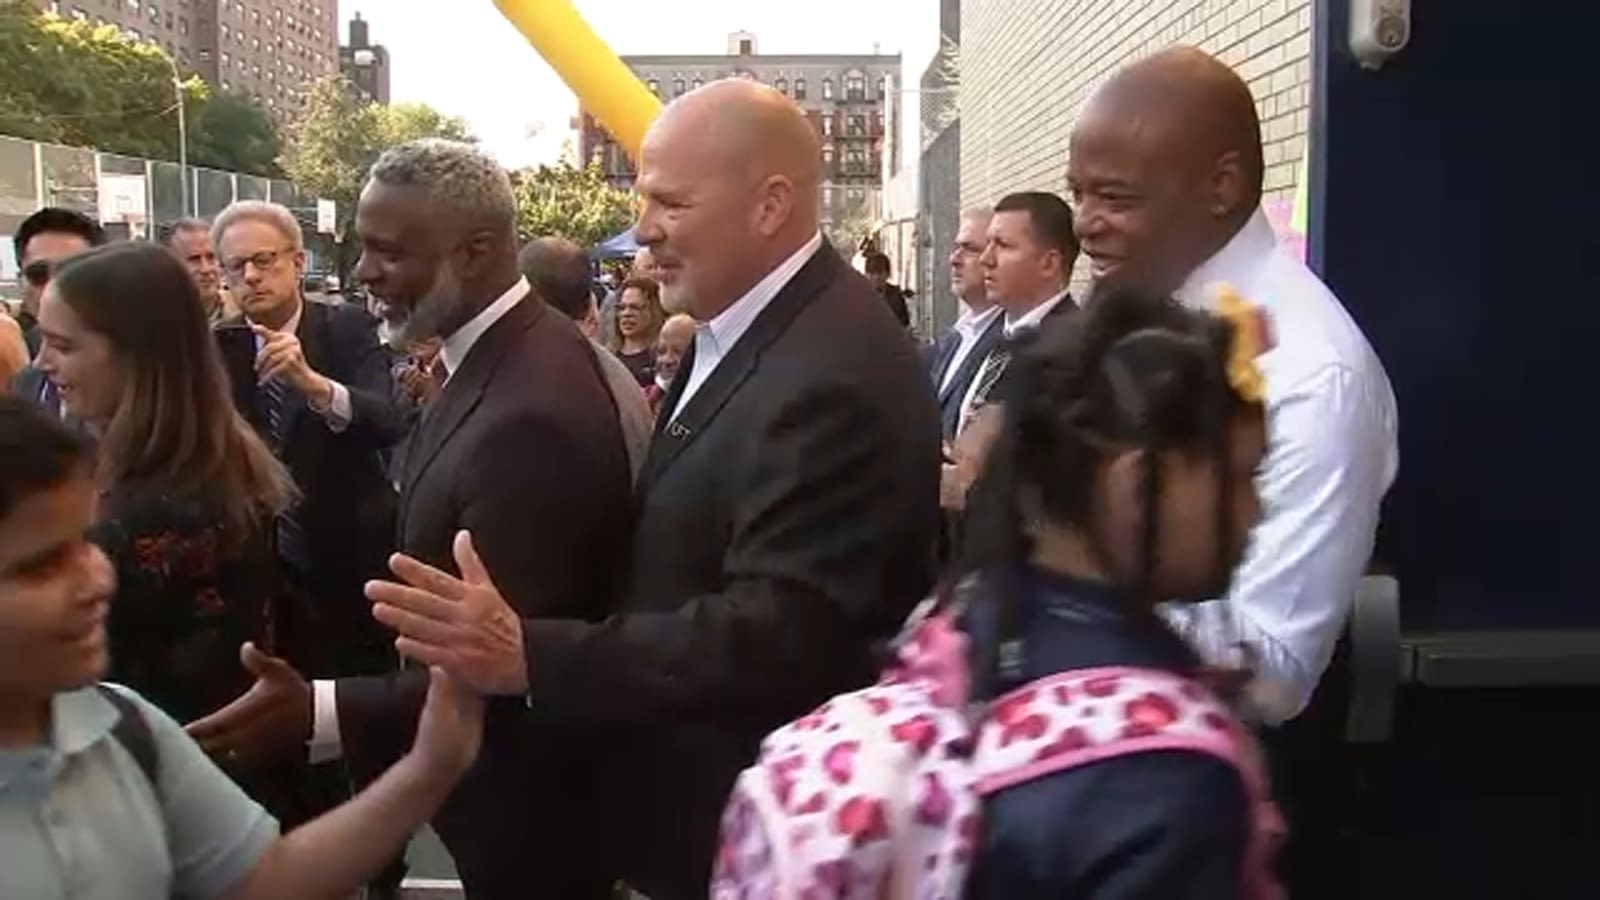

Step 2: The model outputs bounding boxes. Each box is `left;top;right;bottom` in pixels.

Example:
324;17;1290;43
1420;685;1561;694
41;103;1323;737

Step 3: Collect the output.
8;208;104;413
209;198;411;897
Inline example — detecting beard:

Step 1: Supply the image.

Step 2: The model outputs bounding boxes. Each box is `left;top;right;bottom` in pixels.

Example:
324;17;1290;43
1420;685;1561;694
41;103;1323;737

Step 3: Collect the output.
380;265;463;350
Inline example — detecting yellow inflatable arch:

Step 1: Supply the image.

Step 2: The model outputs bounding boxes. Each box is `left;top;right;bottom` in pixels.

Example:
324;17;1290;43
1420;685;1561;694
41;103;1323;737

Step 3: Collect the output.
495;0;663;159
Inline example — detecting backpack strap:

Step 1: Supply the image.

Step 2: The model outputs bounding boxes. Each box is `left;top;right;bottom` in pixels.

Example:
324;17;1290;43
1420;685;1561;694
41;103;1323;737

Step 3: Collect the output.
972;666;1267;799
96;684;161;796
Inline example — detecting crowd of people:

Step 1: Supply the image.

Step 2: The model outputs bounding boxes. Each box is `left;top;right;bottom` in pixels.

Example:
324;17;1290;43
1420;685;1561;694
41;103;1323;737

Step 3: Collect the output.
0;45;1395;900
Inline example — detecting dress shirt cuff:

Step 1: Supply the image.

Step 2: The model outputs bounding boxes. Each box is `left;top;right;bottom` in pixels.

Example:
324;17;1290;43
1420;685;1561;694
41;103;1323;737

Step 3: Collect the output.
308;678;343;763
308;379;352;432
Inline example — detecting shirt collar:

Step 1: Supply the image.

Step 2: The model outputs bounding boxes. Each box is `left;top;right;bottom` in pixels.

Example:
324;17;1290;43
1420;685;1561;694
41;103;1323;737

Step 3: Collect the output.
699;231;824;358
957;304;1001;338
0;687;117;793
247;296;304;337
1176;209;1278;309
1004;289;1070;338
440;278;530;376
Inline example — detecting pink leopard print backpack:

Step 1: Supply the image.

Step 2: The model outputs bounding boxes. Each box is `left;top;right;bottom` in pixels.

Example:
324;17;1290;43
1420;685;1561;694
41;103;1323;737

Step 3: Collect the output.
712;602;1285;899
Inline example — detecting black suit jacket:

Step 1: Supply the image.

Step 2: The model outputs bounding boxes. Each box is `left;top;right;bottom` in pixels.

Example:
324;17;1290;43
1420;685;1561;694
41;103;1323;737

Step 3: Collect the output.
338;295;633;898
519;243;942;896
216;300;406;675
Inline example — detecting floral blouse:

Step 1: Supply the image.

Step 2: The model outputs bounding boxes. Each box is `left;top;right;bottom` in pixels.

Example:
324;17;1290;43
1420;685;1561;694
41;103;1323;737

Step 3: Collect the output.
90;484;282;726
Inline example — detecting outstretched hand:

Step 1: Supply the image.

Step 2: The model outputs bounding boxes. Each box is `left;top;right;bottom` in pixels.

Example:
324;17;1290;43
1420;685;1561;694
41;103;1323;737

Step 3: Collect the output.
185;642;312;768
366;531;530;696
410;666;485;777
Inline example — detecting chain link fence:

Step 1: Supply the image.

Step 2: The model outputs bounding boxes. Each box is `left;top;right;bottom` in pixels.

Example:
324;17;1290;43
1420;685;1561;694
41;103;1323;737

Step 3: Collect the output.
1;134;330;300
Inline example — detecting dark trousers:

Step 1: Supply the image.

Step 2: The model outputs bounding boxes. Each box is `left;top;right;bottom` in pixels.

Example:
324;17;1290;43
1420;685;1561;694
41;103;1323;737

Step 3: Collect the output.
1259;638;1359;900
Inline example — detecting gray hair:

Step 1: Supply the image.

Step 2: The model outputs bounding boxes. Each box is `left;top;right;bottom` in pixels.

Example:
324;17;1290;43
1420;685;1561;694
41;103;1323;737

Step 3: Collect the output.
367;139;517;236
211;201;303;252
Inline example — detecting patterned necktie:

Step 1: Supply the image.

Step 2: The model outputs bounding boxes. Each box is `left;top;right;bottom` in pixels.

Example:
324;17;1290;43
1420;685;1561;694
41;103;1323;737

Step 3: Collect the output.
959;345;1011;434
261;377;288;448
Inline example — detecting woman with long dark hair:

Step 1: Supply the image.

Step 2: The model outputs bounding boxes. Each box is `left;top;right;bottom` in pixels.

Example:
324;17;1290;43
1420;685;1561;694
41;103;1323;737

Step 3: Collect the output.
605;276;666;386
32;241;313;811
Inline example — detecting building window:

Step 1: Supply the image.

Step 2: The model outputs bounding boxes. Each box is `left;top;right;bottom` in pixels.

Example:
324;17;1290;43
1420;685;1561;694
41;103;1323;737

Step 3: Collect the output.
673;77;685;96
822;145;835;168
220;22;229;39
846;115;864;137
877;76;888;99
822;77;834;100
648;78;660;96
821;115;833;137
873;112;883;135
846;73;865;101
846;148;866;172
738;37;753;55
822;186;835;208
775;77;787;95
128;0;140;10
178;17;186;34
691;77;703;89
198;48;209;61
847;188;864;206
794;78;807;100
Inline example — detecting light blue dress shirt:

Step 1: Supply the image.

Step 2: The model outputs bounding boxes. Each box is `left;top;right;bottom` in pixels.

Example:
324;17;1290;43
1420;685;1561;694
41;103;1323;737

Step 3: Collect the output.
0;684;278;899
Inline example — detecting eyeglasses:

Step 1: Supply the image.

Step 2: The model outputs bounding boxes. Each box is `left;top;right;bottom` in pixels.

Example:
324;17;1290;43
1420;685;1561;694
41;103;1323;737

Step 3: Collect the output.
22;260;53;287
222;247;294;280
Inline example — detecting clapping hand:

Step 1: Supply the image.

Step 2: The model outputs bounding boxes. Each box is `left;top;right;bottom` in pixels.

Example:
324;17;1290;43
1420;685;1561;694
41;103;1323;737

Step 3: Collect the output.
367;531;531;696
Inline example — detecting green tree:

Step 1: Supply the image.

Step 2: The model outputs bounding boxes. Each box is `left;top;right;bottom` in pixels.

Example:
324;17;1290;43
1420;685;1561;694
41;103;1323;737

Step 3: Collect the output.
277;75;472;270
0;3;279;175
511;162;636;250
0;3;202;158
189;90;281;176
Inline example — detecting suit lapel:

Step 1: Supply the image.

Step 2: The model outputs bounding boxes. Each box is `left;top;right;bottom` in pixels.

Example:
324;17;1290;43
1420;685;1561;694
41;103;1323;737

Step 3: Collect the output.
930;331;960;394
401;298;541;503
638;243;842;490
940;313;1004;406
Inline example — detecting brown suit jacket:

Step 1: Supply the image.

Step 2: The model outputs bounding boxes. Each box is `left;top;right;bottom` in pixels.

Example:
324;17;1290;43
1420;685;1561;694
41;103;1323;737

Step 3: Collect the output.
336;294;633;898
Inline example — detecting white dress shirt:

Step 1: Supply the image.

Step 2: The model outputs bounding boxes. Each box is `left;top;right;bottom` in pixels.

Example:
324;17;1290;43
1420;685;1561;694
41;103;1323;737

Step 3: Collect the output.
670;231;824;423
955;289;1070;432
938;303;1002;395
1160;210;1399;724
251;298;353;430
308;278;530;761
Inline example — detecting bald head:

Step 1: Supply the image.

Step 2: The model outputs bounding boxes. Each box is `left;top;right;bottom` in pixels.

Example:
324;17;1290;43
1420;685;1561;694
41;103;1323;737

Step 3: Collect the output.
655;79;824;210
633;79;824;320
518;236;593;321
1067;47;1264;296
1087;47;1263;200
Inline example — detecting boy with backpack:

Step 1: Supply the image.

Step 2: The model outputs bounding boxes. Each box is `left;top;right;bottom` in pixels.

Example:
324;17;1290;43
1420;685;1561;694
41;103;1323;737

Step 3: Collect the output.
0;395;482;899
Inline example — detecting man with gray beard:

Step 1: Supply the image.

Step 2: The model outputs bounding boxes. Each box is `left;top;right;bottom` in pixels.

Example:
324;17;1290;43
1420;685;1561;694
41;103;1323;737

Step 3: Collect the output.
187;139;633;899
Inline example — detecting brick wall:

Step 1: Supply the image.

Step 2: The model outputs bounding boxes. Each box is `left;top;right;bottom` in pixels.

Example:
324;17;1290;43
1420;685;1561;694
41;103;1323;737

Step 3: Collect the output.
959;0;1312;214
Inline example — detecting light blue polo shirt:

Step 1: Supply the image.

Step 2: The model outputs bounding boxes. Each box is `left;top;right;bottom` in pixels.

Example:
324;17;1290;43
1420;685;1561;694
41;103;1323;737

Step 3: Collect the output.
0;683;278;900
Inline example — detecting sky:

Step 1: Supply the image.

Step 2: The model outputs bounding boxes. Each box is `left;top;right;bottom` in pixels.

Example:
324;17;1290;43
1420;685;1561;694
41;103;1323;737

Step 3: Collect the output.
347;0;938;169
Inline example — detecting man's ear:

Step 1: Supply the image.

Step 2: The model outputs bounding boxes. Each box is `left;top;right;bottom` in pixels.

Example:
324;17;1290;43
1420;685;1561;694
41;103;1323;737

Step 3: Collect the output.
1208;149;1248;218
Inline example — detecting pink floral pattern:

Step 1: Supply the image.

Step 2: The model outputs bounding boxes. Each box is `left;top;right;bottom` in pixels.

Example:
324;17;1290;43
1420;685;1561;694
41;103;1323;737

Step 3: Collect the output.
714;614;1284;899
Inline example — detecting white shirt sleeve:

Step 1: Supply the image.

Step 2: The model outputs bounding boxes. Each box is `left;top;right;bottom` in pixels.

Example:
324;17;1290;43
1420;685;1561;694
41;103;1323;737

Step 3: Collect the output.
1165;363;1396;724
307;380;353;433
307;678;343;763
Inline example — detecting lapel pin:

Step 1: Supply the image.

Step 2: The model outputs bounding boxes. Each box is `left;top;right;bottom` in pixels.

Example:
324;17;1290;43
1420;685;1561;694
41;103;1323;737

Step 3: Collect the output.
668;421;692;439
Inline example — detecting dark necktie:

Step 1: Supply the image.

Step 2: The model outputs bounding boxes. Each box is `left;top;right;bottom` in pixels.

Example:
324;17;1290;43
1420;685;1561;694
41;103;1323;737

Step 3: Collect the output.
959;345;1011;434
259;378;309;573
262;377;288;449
